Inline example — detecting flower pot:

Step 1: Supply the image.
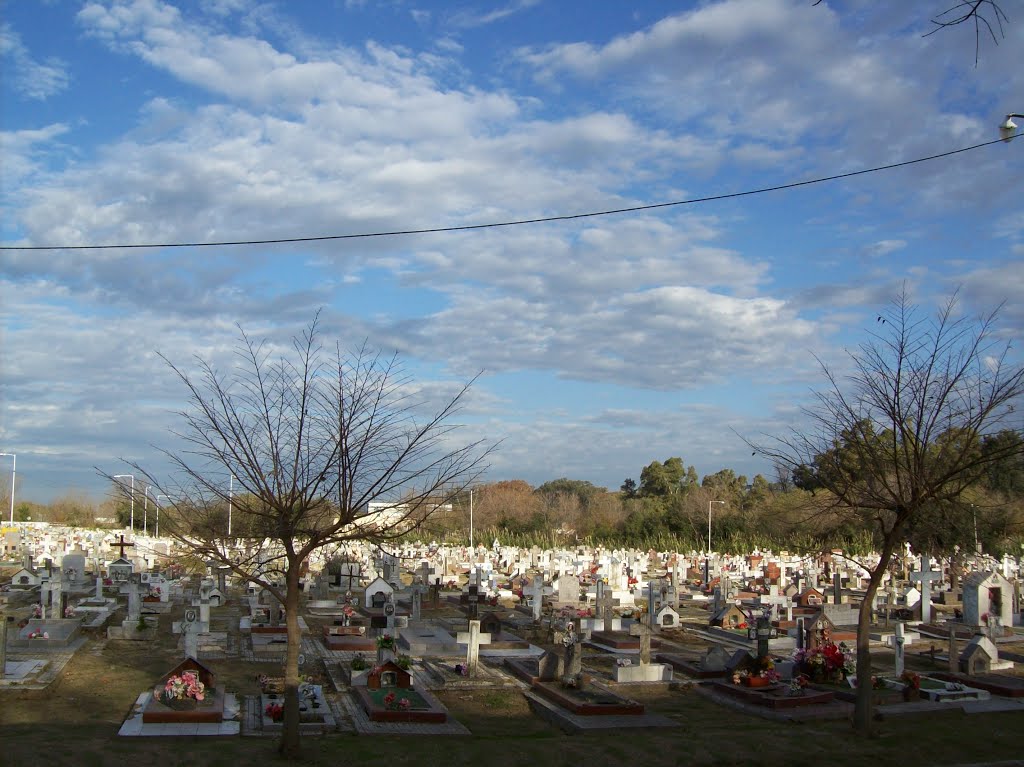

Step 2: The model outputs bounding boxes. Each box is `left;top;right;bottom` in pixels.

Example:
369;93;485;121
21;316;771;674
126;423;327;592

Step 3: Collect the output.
745;676;771;688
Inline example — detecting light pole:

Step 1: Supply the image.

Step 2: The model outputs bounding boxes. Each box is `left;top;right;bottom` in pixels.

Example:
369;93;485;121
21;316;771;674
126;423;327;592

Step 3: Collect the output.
708;500;725;556
469;487;474;550
999;113;1023;142
113;474;135;531
144;485;154;536
228;474;234;537
155;494;170;538
0;452;15;523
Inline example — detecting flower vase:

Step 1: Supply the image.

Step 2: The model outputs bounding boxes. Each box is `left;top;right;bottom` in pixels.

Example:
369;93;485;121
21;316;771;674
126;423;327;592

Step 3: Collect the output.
902;686;920;702
745;676;770;688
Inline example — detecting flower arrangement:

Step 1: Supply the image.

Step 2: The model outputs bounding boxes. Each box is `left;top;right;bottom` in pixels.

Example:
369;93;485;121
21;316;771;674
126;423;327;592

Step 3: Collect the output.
162;670;206;703
376;633;396;650
32;604;42;619
28;630;49;639
870;675;887;690
788;674;810;695
899;671;921;690
342;604;355;618
351;654;368;671
380;692;412;710
792;642;853;681
64;606;77;618
265;702;283;722
395;654;412;670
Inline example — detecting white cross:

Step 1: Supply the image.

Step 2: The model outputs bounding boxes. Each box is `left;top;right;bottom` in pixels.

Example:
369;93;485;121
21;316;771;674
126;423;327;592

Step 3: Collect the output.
456;619;491;676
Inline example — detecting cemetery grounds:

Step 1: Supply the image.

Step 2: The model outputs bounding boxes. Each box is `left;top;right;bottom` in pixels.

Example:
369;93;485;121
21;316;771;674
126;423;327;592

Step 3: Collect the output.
2;603;1024;767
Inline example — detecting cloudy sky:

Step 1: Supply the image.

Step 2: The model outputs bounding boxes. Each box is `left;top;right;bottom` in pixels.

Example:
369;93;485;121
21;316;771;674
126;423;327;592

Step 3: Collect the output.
2;0;1022;505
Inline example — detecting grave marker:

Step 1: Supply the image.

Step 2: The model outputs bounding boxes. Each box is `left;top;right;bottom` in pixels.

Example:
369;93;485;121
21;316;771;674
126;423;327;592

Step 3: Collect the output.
910;554;941;624
456;619;491;677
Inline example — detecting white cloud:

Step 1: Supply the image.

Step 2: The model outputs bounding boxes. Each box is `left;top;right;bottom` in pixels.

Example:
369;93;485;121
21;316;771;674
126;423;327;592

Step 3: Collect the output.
0;23;70;100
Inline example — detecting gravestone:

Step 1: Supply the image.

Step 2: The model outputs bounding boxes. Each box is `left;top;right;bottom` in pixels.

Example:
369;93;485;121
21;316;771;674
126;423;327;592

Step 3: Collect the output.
595;582;620;633
557;575;580;606
894;622;906;677
910;555;941;624
524;576;546;622
456;619;491;677
0;615;7;679
182;609;199;659
561;621;582;684
629;616;653;664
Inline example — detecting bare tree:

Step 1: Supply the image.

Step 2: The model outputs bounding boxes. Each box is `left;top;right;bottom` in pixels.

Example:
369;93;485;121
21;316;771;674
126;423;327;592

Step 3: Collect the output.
812;1;1009;63
110;316;491;757
752;290;1024;734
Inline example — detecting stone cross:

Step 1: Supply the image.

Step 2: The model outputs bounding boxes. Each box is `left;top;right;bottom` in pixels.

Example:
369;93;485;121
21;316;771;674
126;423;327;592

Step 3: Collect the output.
832;573;843;604
127;577;142;622
524;575;545;622
894;622;906;676
910;554;942;624
629;615;653;665
456;619;491;677
183;621;199;659
646;580;657;625
411;586;423;621
0;615;8;680
466;584;480;620
94;557;104;600
595;582;620;633
795;617;805;651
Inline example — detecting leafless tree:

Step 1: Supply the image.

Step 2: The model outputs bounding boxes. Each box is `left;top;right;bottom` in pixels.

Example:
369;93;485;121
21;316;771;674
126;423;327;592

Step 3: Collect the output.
813;1;1009;63
751;290;1024;734
109;315;491;757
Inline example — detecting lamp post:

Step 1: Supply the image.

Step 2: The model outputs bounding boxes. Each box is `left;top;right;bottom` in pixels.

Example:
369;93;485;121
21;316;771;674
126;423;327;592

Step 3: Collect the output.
144;485;154;536
707;500;725;556
999;113;1023;142
155;494;169;538
228;474;234;537
113;474;135;531
0;452;15;523
469;487;474;550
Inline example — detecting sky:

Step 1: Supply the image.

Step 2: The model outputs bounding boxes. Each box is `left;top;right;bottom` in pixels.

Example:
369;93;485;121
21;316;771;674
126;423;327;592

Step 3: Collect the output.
1;0;1023;506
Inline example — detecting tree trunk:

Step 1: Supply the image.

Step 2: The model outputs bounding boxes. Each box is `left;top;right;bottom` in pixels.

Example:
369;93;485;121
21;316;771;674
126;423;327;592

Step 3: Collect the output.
278;563;303;759
853;534;900;734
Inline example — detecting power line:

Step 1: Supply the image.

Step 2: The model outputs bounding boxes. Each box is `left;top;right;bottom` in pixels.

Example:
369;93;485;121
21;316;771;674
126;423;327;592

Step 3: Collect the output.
0;134;1015;252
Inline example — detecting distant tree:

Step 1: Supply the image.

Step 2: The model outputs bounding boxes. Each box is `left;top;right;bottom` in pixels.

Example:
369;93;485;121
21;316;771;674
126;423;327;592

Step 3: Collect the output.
111;317;490;758
752;290;1024;734
638;457;697;498
620;477;638;499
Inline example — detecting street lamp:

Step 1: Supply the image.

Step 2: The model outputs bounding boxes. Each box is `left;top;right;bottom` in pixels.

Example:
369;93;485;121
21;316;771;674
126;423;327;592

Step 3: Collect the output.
708;500;725;556
154;494;170;538
113;474;135;531
0;452;15;523
228;474;234;537
999;113;1023;142
469;487;474;550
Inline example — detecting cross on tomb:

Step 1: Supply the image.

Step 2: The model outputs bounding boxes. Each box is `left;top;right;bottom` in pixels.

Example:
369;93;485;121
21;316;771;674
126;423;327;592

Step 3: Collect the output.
524;575;546;622
629;615;653;665
910;554;942;624
595;581;620;633
113;535;135;559
456;619;491;677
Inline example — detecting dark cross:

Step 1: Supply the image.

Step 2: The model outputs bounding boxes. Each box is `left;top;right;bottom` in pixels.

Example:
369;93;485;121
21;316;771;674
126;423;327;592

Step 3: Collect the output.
113;535;135;559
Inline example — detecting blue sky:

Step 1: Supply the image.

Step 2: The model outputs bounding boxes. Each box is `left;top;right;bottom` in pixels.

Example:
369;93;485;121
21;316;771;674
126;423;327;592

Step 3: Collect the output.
1;0;1022;505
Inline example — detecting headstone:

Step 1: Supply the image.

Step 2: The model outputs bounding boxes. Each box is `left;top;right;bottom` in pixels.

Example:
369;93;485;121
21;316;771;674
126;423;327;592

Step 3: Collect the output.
411;586;423;621
629;615;653;664
524;575;545;622
0;615;7;679
910;555;941;624
894;622;906;677
595;582;620;633
562;621;582;683
456;619;491;677
557;575;580;606
182;610;199;659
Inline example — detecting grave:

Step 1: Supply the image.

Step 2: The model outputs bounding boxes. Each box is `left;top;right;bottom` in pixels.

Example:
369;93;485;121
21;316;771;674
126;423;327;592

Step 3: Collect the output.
142;657;227;724
323;624;376;652
351;661;449;723
12;618;82;648
261;682;335;732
